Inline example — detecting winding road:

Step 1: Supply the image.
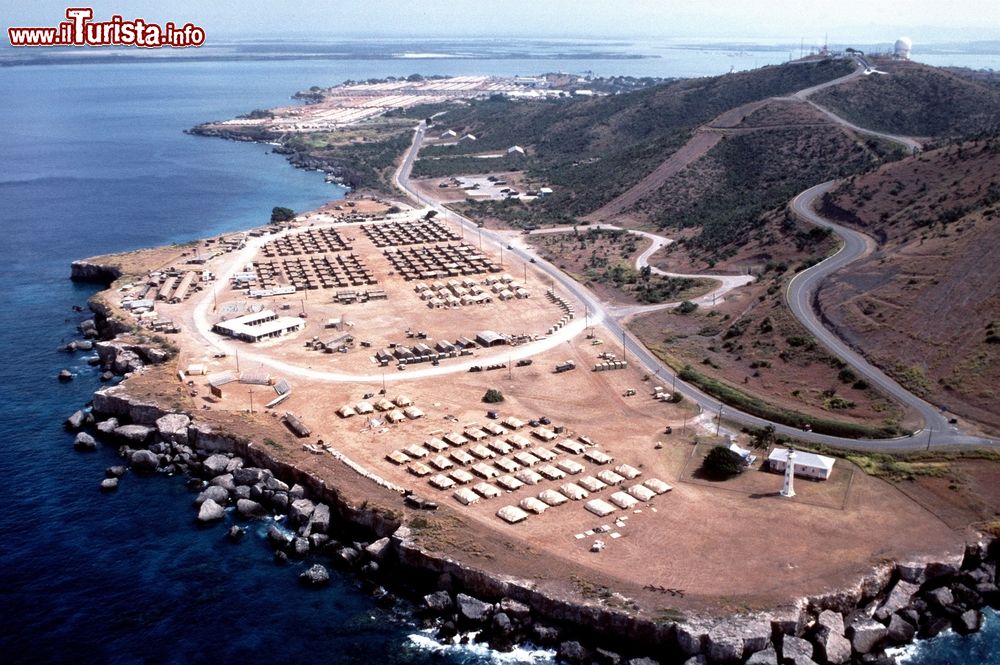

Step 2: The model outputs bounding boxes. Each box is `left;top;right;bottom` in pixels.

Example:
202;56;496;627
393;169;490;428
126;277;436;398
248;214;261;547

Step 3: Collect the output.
389;69;995;451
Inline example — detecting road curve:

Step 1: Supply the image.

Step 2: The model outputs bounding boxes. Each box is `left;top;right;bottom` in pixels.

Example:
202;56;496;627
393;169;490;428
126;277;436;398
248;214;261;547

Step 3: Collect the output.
786;182;954;436
393;122;996;451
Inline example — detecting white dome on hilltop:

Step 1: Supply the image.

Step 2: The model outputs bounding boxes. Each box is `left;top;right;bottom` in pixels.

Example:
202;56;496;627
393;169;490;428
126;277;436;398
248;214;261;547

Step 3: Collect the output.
894;37;913;59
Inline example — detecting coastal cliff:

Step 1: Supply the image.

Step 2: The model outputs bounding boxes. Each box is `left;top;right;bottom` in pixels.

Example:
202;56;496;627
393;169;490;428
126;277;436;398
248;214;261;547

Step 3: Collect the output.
70;260;122;285
83;380;1000;665
70;267;1000;665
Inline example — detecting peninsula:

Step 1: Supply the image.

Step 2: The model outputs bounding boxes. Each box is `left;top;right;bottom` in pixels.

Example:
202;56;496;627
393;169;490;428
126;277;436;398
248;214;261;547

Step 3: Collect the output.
69;57;1000;665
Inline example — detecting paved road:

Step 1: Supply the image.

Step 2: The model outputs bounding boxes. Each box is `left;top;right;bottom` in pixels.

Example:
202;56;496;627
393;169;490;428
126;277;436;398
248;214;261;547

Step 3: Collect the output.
394;119;996;451
510;223;754;317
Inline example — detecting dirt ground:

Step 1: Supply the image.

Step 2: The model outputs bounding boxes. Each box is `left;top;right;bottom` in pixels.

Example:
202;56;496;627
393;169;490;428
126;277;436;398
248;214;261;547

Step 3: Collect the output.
93;201;977;616
526;230;714;307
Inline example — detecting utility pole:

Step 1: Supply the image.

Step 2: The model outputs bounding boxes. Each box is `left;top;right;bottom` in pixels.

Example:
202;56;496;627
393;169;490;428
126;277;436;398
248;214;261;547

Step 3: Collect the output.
523;262;528;284
381;370;386;393
508;355;512;380
715;405;724;436
926;427;933;451
248;387;254;414
235;348;240;373
212;287;218;312
500;245;503;265
478;227;483;251
621;329;627;363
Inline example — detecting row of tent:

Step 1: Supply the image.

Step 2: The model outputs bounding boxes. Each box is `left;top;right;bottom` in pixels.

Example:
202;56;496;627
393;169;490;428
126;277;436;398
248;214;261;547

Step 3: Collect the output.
497;478;673;524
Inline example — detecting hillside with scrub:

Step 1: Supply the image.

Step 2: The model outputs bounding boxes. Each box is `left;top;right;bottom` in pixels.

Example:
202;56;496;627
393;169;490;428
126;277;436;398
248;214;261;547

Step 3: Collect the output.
815;137;1000;434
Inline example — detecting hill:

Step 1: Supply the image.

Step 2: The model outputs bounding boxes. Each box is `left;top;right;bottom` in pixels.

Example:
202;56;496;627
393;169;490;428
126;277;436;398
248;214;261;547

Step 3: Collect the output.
816;137;1000;433
417;59;855;219
810;60;1000;139
622;99;901;263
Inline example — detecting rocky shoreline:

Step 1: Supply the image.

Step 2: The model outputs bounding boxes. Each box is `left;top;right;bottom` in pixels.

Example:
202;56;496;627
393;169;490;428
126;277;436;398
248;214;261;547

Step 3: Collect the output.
64;272;1000;665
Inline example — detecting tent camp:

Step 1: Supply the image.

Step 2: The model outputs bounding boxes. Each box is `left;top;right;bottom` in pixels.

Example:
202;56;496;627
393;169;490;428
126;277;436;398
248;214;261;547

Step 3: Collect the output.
585;499;616;517
496;475;525;491
539;489;569;506
519;496;548;514
614;463;641;479
497;505;529;524
644;478;673;494
559;483;589;501
578;475;608;492
610;491;639;509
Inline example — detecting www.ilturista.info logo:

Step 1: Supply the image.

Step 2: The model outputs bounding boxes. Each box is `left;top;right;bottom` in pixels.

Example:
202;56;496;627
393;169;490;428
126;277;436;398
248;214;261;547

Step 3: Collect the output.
7;8;206;48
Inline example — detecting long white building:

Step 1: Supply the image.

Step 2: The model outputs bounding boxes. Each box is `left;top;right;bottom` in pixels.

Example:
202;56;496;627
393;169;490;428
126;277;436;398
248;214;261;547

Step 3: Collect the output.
212;309;302;343
767;447;835;481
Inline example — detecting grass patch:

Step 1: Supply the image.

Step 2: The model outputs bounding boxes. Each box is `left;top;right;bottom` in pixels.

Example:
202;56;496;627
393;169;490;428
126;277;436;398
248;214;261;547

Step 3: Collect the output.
674;364;906;439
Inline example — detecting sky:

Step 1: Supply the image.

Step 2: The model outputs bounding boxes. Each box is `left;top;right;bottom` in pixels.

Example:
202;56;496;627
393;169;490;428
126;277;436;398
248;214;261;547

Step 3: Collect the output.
4;0;999;42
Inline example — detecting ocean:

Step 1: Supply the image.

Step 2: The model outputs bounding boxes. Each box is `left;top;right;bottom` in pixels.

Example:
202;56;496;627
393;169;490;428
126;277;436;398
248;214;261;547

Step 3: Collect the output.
0;40;996;664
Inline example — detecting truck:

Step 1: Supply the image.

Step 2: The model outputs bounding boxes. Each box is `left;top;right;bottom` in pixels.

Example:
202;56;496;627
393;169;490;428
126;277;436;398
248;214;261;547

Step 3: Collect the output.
554;360;576;373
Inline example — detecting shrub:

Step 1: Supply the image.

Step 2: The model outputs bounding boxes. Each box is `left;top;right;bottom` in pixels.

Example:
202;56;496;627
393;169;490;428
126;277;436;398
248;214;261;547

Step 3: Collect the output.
482;388;504;403
676;300;698;314
701;446;744;479
270;206;296;223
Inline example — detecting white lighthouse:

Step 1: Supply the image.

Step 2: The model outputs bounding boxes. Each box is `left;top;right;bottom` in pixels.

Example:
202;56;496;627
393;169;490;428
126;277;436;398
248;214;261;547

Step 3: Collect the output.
780;449;797;498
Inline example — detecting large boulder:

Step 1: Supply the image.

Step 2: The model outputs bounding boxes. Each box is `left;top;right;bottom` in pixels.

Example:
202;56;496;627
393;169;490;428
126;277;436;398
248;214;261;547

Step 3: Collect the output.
100;478;119;492
299;564;330;587
265;476;290;492
782;635;813;662
73;432;97;451
130;449;160;474
202;454;231;477
233;467;266;486
236;499;266;518
745;647;778;665
65;410;87;430
875;580;919;621
209;474;236;491
96;417;119;435
155;413;190;445
365;537;391;562
422;590;453;613
885;614;915;645
115;424;153;444
289;498;316;527
197;498;225;523
308;503;331;534
456;593;491;624
500;597;531;621
557;641;589;665
847;618;887;655
954;609;981;635
195;485;230;506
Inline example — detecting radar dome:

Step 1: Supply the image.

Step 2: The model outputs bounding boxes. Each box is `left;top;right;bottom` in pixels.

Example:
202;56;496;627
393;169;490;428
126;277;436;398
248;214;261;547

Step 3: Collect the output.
894;37;912;59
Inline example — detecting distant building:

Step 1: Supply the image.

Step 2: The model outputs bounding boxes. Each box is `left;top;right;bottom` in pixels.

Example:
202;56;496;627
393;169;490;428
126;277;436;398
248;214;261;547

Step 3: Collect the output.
458;133;477;143
894;37;912;60
507;145;525;155
439;129;457;139
768;447;835;481
537;187;553;197
573;89;594;97
212;309;303;343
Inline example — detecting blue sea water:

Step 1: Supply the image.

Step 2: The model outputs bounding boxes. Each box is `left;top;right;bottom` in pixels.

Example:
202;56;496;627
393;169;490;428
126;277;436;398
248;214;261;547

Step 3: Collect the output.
0;42;996;664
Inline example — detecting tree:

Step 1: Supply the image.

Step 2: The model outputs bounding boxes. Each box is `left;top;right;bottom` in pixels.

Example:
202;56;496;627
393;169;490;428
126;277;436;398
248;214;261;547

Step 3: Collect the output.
387;205;402;214
270;206;296;223
748;424;777;450
424;210;438;220
676;300;698;314
482;388;504;404
701;445;744;479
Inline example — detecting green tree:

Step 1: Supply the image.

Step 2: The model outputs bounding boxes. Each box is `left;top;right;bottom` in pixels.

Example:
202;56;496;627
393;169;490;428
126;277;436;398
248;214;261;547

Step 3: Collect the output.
270;206;296;223
482;388;504;403
676;300;698;314
701;445;744;479
748;424;777;450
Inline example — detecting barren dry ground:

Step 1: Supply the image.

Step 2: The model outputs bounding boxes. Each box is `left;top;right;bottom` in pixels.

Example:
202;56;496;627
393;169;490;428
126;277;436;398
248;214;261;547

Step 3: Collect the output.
88;198;979;617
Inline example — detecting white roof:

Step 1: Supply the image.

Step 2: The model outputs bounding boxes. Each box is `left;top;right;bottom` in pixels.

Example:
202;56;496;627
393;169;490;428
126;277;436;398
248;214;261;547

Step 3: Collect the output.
768;447;835;471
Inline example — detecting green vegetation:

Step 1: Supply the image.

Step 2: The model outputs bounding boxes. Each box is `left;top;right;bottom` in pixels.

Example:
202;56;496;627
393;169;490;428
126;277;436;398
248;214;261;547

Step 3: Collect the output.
239;109;273;120
412;154;524;178
676;364;905;439
280;129;413;191
482;388;505;403
812;65;1000;137
676;301;698;314
270;206;296;223
635;123;891;259
415;60;854;223
701;445;745;479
